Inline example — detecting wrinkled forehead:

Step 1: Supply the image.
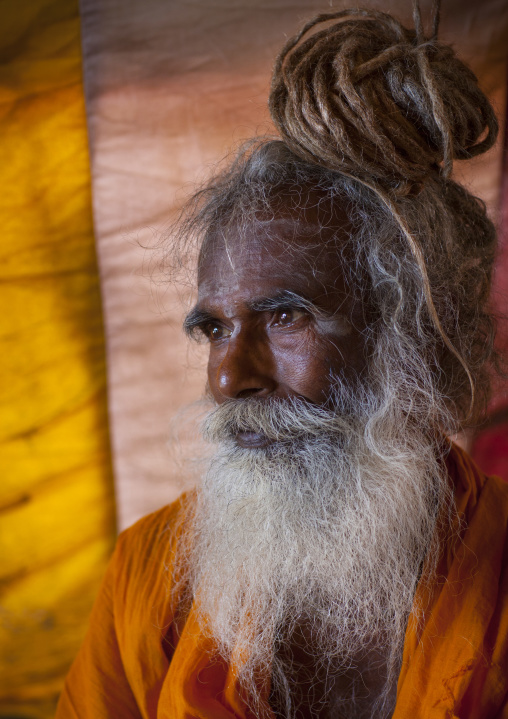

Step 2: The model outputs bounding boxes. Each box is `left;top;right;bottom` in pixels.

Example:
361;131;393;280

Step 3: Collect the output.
198;193;354;289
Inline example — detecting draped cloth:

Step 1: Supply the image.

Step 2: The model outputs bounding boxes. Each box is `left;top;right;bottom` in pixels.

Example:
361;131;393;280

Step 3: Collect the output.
0;0;116;714
56;443;508;718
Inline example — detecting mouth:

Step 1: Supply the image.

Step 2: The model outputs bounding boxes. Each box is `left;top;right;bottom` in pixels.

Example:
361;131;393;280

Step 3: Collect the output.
235;431;272;449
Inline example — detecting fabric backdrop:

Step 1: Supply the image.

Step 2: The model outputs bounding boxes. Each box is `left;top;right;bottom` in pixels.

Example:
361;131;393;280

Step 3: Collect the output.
0;1;115;717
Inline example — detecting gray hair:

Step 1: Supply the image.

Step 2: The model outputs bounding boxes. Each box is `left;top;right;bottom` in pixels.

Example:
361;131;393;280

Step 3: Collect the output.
171;137;497;432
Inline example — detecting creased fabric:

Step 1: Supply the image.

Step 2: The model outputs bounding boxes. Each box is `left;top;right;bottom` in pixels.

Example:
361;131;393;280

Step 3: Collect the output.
0;1;116;716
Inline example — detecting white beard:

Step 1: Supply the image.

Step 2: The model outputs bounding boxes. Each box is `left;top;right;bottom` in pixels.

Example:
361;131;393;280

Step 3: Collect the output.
172;390;452;718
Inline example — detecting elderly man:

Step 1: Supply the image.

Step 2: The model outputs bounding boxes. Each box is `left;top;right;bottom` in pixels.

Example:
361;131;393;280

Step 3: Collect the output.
56;5;508;718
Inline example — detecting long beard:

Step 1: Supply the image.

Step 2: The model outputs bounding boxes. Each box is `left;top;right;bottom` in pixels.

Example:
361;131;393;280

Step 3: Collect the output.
172;387;452;718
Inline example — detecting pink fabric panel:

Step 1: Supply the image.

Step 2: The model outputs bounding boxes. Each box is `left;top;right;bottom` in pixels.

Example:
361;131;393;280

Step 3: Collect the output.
80;0;508;529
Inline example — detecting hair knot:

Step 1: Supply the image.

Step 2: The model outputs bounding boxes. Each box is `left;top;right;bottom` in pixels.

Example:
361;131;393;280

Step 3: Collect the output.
269;7;498;195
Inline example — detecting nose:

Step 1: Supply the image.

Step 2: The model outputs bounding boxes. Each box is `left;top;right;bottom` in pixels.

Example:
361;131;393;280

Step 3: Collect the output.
213;331;277;400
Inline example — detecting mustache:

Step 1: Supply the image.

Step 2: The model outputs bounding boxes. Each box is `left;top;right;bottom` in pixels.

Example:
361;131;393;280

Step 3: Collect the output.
201;395;355;444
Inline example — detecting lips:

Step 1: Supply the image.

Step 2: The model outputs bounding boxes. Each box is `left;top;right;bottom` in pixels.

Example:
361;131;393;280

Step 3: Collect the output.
235;431;272;449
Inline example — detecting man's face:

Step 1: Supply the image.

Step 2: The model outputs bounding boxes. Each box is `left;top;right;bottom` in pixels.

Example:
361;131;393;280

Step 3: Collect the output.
188;201;368;448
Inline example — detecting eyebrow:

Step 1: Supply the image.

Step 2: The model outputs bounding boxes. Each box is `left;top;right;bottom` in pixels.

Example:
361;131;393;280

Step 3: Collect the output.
247;290;321;315
249;291;354;328
182;307;216;339
182;290;334;339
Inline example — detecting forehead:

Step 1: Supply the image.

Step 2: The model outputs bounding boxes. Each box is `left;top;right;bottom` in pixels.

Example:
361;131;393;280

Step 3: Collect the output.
197;200;353;300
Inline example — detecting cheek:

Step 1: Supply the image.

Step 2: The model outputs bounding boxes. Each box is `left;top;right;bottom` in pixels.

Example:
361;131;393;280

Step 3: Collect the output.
271;332;347;402
273;327;367;401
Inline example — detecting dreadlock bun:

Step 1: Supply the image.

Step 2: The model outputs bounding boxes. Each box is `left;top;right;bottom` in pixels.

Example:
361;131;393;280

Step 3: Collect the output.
269;7;498;195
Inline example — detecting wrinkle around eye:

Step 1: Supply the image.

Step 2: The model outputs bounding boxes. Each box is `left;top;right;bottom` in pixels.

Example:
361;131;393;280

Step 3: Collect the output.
189;321;233;343
205;323;233;342
270;307;310;329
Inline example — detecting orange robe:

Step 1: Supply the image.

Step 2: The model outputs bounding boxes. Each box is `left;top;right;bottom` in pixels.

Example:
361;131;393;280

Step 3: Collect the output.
56;444;508;718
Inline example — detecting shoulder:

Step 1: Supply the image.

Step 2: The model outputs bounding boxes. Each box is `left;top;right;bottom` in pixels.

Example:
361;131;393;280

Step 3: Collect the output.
116;492;193;561
446;443;508;596
109;491;196;620
446;441;508;524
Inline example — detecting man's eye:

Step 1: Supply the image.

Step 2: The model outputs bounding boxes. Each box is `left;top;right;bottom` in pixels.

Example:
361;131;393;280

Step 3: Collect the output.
203;323;231;341
274;308;306;326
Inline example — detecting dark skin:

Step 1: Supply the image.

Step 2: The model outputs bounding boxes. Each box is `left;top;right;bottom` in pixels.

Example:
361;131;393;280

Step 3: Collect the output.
186;202;368;448
185;201;392;716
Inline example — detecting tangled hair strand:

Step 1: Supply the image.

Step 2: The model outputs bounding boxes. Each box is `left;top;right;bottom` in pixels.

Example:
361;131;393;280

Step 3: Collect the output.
269;3;498;191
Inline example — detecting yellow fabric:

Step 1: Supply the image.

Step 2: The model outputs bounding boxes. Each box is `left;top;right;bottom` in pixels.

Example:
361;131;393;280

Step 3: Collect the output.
0;1;116;717
56;444;508;718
